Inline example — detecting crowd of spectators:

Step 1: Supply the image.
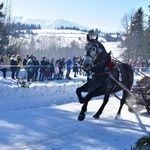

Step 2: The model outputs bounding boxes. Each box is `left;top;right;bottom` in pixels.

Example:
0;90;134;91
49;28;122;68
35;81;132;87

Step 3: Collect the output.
127;58;150;73
1;52;150;81
0;52;84;82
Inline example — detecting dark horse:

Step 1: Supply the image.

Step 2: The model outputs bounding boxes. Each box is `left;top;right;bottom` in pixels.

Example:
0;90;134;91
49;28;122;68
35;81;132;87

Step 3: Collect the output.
76;34;134;121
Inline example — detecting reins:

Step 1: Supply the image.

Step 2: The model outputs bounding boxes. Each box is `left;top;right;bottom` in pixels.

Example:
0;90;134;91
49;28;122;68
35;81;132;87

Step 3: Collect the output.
92;60;106;68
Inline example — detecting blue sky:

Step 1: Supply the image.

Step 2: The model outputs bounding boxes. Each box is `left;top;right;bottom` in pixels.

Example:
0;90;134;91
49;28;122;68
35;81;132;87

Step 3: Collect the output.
3;0;150;32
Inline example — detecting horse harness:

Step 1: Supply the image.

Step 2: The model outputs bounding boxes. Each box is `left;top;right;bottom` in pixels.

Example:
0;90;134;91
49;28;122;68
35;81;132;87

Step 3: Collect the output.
87;56;124;94
84;40;124;92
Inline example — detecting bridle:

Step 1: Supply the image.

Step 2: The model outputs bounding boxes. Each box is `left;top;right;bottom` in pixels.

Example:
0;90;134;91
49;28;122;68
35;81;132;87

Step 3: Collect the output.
84;42;99;65
83;34;115;78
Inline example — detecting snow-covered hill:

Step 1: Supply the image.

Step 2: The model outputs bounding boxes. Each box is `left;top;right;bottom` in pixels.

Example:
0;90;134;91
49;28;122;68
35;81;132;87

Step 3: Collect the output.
19;28;123;60
31;29;123;57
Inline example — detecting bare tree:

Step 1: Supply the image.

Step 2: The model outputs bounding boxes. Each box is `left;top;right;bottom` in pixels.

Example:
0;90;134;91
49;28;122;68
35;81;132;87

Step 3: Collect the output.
120;9;135;33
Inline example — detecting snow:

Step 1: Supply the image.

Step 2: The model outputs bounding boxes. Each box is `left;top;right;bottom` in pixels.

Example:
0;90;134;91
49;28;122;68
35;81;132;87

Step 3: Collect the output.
0;30;149;149
0;69;150;150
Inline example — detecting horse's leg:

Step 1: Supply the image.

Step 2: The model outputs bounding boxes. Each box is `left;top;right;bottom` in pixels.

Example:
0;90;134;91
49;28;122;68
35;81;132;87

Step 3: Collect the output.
115;90;128;119
76;83;89;104
78;87;105;121
78;100;88;121
93;94;110;119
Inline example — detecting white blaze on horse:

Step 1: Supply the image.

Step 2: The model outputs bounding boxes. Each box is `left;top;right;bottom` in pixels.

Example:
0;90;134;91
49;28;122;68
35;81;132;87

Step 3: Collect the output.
76;33;134;121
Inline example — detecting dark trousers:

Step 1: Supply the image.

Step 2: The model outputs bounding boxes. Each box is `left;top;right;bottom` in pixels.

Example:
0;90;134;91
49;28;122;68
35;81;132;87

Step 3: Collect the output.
11;71;16;79
34;70;38;80
16;67;20;78
0;68;7;78
27;71;33;82
66;67;71;78
39;71;45;81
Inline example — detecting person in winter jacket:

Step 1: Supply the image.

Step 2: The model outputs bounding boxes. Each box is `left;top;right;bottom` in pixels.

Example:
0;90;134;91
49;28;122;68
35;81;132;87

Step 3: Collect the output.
10;55;18;79
73;60;80;77
16;54;22;79
23;55;29;79
0;55;7;78
54;59;60;80
3;52;11;75
26;59;34;82
49;59;55;80
66;58;72;79
32;57;40;81
39;57;47;81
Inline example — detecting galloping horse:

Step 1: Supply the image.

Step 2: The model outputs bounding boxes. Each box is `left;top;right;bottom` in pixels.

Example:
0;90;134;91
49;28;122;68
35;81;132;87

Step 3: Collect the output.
76;34;134;121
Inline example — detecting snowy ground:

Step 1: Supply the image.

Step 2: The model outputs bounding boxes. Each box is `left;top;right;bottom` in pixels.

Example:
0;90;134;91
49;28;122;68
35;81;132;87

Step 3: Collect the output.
0;70;150;150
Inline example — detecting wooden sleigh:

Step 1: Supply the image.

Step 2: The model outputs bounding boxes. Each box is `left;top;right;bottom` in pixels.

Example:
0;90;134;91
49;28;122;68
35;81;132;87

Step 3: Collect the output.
126;76;150;114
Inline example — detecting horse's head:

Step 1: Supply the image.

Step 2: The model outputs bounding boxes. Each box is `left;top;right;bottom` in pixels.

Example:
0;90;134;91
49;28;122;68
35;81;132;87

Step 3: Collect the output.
83;34;108;71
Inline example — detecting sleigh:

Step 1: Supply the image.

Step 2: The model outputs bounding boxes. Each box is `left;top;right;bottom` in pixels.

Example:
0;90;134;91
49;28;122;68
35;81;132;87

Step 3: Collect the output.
126;76;150;114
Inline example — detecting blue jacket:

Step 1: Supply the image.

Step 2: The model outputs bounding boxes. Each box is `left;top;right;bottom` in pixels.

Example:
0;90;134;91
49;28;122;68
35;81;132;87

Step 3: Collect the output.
26;62;34;72
66;59;72;68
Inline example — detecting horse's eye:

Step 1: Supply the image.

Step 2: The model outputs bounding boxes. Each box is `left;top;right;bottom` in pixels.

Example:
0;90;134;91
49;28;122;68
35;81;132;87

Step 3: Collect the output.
92;47;97;51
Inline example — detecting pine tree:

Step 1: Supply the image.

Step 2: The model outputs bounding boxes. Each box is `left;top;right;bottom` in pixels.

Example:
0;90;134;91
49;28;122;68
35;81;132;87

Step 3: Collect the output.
0;3;6;53
142;5;150;59
130;7;144;60
121;7;146;62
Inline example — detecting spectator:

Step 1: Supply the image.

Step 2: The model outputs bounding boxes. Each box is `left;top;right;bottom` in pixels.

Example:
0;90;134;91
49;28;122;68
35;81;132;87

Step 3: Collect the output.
23;55;29;79
132;59;137;67
3;52;11;74
136;59;142;68
61;58;66;78
73;60;80;77
49;59;55;80
0;55;7;78
73;55;77;63
10;55;17;79
39;57;47;81
29;54;34;60
32;57;40;81
77;56;83;75
45;67;50;80
54;59;60;80
26;59;34;82
135;58;142;71
16;54;22;79
141;58;149;72
59;58;65;79
23;55;29;67
66;58;72;79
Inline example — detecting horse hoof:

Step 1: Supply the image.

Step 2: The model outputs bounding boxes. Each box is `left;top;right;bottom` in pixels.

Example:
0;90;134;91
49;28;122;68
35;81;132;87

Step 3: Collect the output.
115;114;121;120
78;114;85;121
93;114;100;119
128;107;135;113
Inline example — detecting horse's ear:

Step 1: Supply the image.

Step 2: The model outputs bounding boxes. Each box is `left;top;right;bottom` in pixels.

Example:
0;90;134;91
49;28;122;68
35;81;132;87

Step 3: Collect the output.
87;34;90;42
95;34;98;41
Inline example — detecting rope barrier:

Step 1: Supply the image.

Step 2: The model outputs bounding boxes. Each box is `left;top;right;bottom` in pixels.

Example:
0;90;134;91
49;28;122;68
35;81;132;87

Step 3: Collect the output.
112;56;150;78
0;65;67;68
